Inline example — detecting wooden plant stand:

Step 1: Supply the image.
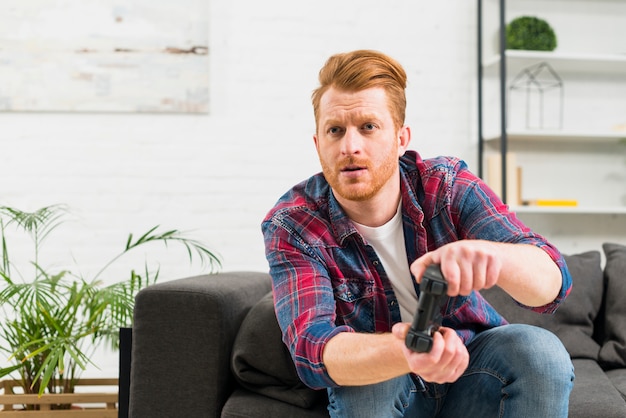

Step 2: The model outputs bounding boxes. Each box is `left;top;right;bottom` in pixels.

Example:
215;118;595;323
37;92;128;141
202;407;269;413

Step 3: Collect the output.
1;378;118;417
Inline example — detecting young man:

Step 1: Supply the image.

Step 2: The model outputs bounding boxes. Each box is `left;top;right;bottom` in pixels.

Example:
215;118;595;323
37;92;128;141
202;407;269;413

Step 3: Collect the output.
262;50;574;417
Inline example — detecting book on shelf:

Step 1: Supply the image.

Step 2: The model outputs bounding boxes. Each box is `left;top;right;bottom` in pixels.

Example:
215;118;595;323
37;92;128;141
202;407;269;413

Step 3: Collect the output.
522;199;579;207
485;152;522;206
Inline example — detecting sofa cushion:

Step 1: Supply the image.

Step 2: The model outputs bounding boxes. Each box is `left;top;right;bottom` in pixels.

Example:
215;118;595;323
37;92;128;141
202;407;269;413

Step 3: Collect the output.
606;369;626;401
568;359;626;418
481;251;603;359
599;243;626;369
231;292;323;408
222;388;328;418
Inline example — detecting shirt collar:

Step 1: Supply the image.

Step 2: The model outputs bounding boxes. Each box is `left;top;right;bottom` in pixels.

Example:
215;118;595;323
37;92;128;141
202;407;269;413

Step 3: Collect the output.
328;190;361;246
327;153;425;247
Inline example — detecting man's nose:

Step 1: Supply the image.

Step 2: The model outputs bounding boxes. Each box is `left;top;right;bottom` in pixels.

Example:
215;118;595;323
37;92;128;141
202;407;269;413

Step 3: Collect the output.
340;128;362;155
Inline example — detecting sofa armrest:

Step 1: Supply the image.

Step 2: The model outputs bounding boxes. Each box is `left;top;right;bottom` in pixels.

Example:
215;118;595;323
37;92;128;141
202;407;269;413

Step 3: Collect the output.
129;271;272;418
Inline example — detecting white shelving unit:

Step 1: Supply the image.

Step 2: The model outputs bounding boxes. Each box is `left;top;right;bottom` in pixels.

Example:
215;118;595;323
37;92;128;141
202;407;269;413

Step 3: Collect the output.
477;0;626;216
485;130;626;143
513;205;626;216
484;50;626;75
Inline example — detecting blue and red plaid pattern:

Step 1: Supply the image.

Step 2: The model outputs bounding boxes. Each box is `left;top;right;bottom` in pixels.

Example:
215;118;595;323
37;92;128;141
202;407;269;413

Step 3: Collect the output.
262;150;572;389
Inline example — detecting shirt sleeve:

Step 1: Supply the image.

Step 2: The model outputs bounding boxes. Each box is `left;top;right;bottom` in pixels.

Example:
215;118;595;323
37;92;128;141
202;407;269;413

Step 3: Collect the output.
451;160;572;313
262;217;353;390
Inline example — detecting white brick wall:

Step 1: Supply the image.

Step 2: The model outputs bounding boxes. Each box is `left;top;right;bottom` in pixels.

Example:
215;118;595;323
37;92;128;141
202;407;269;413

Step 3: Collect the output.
2;0;480;377
3;1;479;278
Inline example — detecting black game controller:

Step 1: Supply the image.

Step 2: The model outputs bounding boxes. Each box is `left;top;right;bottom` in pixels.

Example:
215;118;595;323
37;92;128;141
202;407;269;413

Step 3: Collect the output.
405;264;448;353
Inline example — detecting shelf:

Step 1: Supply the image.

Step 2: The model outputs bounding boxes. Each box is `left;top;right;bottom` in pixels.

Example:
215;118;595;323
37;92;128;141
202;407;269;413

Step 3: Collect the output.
484;130;626;143
511;205;626;215
477;1;626;218
484;50;626;75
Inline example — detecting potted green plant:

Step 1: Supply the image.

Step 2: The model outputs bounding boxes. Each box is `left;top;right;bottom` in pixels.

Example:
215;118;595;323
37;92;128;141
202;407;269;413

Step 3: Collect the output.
506;16;558;51
0;205;220;409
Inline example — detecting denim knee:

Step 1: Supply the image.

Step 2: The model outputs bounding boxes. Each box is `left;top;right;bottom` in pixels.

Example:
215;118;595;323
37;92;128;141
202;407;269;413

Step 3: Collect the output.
327;375;420;418
499;324;573;377
444;324;574;417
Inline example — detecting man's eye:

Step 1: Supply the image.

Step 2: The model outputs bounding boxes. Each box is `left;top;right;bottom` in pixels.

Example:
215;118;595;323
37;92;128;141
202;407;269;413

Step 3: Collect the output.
362;123;376;131
328;127;343;135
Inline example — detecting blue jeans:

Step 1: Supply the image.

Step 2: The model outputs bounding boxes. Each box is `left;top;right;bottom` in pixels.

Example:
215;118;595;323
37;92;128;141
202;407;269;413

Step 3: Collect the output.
327;324;575;418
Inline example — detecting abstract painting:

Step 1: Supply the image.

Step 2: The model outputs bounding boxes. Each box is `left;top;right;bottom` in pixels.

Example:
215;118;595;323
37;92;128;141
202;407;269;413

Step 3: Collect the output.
0;0;209;113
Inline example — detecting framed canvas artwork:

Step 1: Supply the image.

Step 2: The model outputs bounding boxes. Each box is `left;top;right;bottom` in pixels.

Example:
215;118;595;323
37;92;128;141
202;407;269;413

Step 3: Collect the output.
0;0;209;113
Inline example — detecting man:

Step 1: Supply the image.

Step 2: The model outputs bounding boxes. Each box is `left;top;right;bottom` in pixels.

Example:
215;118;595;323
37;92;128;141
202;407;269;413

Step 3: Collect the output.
262;50;574;417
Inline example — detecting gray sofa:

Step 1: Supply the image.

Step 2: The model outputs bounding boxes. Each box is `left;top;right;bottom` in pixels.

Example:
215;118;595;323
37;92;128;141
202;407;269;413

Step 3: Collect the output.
129;243;626;417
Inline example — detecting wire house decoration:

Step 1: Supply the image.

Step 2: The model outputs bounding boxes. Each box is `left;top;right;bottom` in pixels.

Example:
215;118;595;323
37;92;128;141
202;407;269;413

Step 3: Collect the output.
508;62;563;130
0;0;209;113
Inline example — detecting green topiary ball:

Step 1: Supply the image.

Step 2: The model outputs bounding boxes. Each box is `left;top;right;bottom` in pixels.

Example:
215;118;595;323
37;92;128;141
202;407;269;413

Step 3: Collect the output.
506;16;557;51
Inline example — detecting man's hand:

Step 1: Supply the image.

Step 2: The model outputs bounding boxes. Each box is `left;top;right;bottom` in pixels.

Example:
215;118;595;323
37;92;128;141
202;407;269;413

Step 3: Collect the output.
410;239;562;308
410;240;502;297
393;322;468;383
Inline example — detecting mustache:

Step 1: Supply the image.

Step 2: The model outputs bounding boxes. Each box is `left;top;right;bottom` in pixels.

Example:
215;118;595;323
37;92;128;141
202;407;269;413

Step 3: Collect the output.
337;157;369;168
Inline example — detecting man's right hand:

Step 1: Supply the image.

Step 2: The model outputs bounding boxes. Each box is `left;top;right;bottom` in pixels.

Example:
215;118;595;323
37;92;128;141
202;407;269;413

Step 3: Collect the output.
392;322;469;383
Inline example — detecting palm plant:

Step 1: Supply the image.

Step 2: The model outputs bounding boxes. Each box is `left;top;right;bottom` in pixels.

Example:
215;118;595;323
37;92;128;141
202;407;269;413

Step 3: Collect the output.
0;205;220;402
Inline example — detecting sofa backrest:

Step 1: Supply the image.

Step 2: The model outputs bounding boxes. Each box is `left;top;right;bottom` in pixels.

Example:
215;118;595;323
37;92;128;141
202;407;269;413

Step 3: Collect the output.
481;243;626;371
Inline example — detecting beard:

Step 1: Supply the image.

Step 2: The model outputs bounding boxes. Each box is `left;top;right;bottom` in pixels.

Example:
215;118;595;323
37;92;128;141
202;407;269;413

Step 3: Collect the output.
319;151;398;202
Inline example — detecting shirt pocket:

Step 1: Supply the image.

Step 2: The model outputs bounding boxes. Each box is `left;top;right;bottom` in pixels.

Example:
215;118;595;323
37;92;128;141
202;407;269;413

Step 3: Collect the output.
332;277;377;331
332;277;375;303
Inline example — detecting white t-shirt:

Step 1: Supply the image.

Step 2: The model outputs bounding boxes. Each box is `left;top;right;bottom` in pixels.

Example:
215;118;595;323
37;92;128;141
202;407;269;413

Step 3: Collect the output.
352;203;418;323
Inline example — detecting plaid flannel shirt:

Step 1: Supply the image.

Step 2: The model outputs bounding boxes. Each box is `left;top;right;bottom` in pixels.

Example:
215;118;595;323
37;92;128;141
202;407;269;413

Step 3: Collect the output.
262;150;571;390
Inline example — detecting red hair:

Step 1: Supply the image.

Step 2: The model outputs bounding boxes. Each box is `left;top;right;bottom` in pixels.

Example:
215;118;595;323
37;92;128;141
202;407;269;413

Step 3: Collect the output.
311;50;407;131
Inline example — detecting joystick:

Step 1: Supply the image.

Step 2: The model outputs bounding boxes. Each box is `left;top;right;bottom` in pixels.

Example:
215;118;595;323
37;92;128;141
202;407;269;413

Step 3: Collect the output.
405;264;448;353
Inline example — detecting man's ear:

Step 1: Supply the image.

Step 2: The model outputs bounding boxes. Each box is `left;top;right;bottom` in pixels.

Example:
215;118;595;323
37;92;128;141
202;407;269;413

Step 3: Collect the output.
398;125;411;156
313;133;319;151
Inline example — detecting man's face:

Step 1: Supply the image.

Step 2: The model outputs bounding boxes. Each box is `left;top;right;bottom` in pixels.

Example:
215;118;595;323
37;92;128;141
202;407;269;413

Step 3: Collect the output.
313;87;408;203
